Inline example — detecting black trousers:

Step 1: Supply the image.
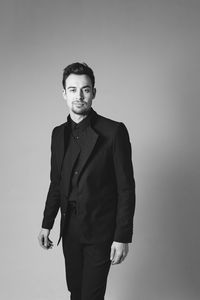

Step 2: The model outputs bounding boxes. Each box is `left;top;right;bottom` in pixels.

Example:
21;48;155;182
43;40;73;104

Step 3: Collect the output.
62;202;112;300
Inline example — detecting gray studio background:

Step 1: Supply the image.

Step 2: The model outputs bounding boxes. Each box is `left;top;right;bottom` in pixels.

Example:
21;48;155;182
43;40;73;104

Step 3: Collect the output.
1;0;200;299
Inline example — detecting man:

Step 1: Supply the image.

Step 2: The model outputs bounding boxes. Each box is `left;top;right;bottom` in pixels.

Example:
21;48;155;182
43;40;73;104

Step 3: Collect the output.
38;62;136;300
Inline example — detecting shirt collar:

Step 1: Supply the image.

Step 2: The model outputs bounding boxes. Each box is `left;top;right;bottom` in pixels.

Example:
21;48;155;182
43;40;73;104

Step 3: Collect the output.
67;108;93;131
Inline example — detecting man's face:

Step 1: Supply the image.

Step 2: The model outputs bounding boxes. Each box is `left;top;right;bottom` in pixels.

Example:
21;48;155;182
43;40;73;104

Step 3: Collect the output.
63;74;96;115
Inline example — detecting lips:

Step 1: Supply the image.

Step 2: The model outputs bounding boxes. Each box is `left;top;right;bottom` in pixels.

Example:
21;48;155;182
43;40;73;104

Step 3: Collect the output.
74;102;84;106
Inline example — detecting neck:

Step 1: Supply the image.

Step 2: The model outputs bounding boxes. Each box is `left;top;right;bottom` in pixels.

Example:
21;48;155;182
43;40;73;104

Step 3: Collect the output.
70;110;90;123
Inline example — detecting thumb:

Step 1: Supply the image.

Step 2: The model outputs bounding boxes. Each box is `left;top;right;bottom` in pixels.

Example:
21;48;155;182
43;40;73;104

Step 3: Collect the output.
110;245;115;261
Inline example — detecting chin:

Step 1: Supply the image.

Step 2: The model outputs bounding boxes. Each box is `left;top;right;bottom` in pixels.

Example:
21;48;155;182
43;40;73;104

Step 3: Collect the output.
72;107;90;115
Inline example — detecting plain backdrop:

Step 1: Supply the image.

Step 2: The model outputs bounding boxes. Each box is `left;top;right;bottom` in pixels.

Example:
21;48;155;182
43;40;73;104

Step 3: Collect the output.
0;0;200;299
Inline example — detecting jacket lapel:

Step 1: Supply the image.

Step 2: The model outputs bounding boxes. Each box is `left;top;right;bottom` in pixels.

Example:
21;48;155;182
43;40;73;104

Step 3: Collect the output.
77;126;99;180
56;122;71;175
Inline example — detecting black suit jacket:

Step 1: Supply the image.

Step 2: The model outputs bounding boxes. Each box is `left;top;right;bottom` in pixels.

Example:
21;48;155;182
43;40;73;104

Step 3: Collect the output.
42;108;135;245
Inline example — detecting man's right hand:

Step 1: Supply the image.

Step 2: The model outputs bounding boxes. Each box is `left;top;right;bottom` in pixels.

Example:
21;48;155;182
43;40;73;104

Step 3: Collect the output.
38;228;53;250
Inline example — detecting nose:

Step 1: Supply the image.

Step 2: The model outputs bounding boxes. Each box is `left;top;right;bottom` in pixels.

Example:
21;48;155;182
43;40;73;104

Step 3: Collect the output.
76;89;84;100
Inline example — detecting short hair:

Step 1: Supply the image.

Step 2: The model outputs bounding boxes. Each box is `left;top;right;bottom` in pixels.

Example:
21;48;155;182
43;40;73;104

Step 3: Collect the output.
62;62;95;90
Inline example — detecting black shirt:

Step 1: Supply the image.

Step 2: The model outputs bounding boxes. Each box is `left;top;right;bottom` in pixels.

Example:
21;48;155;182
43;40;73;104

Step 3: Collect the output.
67;109;93;201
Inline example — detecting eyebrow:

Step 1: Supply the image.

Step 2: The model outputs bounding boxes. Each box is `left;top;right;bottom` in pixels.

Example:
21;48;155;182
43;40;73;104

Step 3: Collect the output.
67;85;92;90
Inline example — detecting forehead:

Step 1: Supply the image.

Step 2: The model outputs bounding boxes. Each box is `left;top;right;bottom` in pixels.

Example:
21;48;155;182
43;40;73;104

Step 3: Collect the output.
65;74;92;87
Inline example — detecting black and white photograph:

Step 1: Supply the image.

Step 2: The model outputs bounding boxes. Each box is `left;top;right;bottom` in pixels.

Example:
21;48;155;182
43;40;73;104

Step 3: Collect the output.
0;1;200;299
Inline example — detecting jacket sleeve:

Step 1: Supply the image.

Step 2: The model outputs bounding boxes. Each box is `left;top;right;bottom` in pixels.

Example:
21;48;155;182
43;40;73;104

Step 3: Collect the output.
41;127;61;229
112;122;136;243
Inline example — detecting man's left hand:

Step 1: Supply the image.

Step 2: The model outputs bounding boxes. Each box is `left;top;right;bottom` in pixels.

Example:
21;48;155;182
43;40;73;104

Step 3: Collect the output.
110;241;129;265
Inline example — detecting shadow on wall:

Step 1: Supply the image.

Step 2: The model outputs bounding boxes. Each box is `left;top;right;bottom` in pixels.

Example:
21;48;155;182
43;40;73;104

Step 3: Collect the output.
134;127;200;300
160;150;199;298
161;60;200;297
132;58;200;300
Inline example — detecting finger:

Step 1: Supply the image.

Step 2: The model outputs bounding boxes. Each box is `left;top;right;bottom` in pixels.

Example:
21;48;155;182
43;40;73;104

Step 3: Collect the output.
48;238;53;245
47;238;53;249
122;248;129;261
124;246;129;256
112;254;123;265
38;234;45;248
43;235;48;248
42;236;48;249
120;253;126;262
111;250;123;264
122;251;127;259
38;233;51;250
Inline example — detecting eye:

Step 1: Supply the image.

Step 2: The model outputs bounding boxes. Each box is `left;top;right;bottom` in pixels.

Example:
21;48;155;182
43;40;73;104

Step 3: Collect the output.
69;88;76;93
84;88;90;93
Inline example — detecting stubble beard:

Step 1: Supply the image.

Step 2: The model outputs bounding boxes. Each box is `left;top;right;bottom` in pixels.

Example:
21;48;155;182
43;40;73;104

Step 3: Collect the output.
72;102;90;116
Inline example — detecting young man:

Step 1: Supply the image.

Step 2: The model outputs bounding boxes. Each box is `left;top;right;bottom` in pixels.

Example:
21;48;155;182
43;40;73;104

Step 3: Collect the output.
38;62;136;300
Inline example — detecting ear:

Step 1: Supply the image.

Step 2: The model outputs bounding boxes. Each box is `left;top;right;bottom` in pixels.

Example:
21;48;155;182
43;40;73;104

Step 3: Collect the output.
62;89;67;100
92;88;96;99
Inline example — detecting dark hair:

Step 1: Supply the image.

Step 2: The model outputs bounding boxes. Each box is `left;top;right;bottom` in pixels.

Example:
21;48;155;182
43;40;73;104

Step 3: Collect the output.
62;62;95;90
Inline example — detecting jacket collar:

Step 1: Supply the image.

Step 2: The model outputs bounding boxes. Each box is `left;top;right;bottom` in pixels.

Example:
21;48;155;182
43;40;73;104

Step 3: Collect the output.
66;107;98;129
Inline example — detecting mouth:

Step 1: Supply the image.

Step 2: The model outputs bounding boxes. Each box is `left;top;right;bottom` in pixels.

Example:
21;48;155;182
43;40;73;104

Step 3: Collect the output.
74;102;84;107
